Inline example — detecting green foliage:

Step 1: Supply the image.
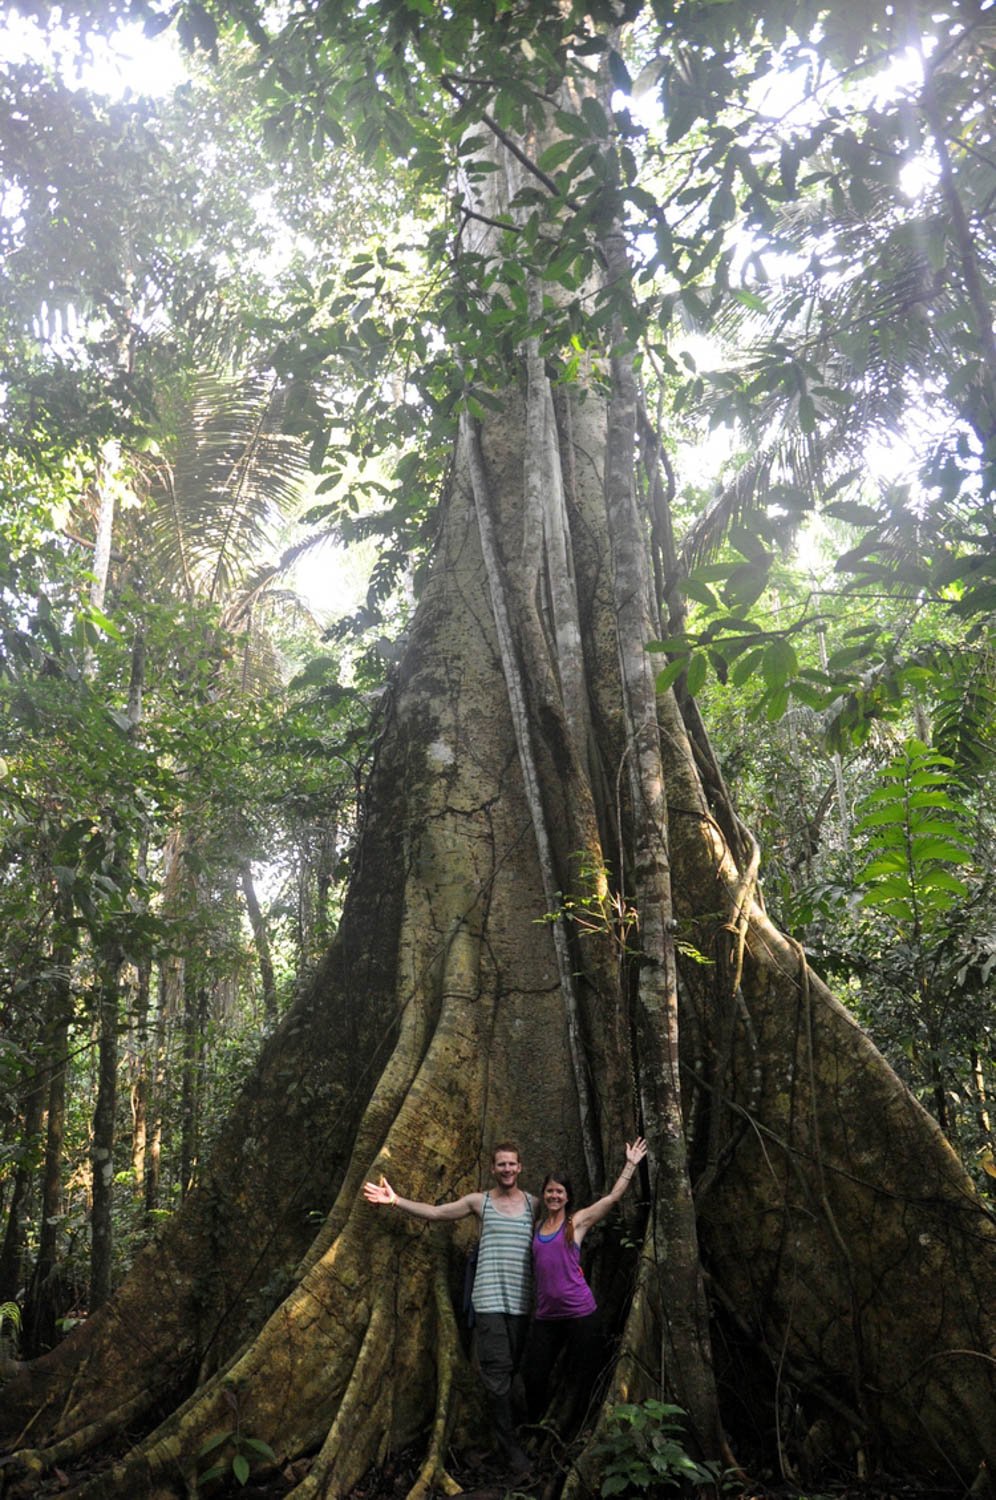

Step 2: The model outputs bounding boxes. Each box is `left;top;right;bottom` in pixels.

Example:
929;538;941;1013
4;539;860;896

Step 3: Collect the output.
0;1300;21;1336
592;1400;726;1496
853;740;973;930
196;1386;277;1487
537;851;640;956
700;623;996;1170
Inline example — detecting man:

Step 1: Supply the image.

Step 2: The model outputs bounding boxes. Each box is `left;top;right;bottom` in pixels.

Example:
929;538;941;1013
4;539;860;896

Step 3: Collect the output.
363;1141;533;1475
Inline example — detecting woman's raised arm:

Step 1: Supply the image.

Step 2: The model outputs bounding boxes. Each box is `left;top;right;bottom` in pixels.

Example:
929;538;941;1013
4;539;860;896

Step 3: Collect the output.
571;1138;647;1243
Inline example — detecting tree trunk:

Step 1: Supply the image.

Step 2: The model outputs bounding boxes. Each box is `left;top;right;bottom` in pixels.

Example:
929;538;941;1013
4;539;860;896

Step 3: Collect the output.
178;968;202;1199
0;1051;44;1305
82;443;118;680
88;955;121;1313
240;860;278;1020
129;958;151;1193
23;921;74;1357
2;89;995;1500
143;961;169;1214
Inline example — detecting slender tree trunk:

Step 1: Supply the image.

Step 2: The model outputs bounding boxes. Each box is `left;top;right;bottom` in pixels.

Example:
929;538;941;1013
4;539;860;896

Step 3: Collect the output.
143;963;169;1214
24;922;74;1356
296;862;314;970
82;444;118;679
240;861;278;1020
0;1056;45;1304
129;959;151;1192
89;954;121;1312
90;617;146;1304
971;1048;992;1139
314;820;341;949
178;970;205;1199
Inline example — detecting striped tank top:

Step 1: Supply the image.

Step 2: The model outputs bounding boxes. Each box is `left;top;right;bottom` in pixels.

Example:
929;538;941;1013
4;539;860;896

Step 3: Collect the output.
471;1191;535;1315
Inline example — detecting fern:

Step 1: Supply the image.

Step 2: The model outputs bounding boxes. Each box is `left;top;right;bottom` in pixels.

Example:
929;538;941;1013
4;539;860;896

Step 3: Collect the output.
853;739;973;932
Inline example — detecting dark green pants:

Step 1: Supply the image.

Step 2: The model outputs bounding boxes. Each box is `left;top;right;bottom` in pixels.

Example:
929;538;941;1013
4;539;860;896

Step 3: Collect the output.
473;1311;530;1397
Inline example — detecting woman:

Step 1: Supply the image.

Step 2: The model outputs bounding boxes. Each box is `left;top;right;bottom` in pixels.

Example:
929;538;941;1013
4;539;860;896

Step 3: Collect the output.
526;1137;647;1423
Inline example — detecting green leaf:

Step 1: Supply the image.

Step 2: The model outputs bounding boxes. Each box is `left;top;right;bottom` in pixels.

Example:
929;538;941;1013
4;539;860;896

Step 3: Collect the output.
87;605;123;640
731;647;765;687
765;684;790;721
859;856;908;880
856;806;910;830
920;869;970;894
646;633;693;651
233;1453;251;1485
538;139;582;173
709;184;737;227
798;392;816;432
908;768;955;788
791;681;829;709
907;820;972;841
655;659;687;694
198;1431;233;1459
580;97;610;138
732;288;768;313
860;874;912;899
762;637;797;689
680;577;719;609
907;790;956;810
909;837;971;864
242;1438;277;1460
825;500;881;525
685;653;707;696
723;561;770;610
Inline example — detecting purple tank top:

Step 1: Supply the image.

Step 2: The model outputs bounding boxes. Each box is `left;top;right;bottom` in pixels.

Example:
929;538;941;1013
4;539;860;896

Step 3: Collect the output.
533;1223;597;1320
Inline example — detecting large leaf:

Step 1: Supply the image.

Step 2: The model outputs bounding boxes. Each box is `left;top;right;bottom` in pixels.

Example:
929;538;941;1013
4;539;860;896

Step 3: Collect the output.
143;372;308;606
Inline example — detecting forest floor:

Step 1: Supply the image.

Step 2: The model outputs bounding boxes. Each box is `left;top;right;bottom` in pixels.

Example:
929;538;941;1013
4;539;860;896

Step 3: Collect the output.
230;1441;969;1500
25;1435;972;1499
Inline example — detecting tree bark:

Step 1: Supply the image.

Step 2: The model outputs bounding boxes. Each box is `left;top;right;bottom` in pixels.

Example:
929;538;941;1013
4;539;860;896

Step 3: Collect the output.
23;920;73;1357
88;955;121;1313
129;958;151;1193
143;961;169;1214
178;969;204;1199
0;1053;44;1306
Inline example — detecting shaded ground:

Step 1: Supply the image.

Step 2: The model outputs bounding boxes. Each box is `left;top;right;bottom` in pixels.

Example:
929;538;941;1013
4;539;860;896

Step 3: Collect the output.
14;1434;971;1500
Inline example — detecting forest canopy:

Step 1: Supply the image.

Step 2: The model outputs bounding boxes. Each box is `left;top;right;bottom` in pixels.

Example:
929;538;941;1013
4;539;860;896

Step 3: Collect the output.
1;0;995;1498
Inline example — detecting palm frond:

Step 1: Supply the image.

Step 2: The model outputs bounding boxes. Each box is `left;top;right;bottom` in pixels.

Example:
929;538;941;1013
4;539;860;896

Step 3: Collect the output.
143;370;309;602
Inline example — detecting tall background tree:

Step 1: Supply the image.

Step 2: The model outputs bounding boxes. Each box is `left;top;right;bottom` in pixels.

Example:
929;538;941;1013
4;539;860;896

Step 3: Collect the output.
2;0;995;1496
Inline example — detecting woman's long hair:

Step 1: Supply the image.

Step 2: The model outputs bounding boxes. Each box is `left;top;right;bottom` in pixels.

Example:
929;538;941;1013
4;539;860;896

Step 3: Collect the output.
535;1172;576;1244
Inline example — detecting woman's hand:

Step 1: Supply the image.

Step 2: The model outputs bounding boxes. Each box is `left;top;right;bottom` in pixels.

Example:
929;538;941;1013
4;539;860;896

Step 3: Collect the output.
363;1175;397;1207
625;1137;647;1168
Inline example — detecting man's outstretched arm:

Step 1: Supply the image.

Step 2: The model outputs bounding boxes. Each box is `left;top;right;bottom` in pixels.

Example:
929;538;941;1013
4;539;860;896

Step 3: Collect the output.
363;1176;485;1221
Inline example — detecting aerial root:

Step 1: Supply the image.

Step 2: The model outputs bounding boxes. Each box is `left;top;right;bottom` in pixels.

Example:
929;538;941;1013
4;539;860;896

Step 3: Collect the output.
405;1260;463;1500
285;1299;393;1500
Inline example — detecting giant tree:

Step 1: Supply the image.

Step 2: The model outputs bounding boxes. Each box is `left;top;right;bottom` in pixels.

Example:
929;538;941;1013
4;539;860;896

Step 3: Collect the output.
2;1;995;1497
